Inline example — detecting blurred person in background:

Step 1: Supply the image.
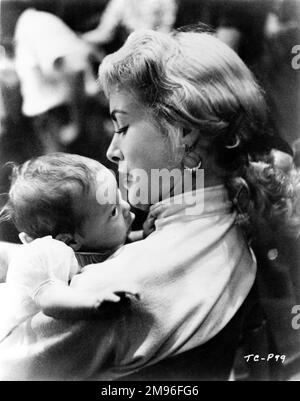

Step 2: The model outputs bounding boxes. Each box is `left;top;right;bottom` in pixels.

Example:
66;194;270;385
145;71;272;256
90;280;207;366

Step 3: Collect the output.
259;0;300;147
207;0;300;148
82;0;178;48
0;45;42;243
14;9;102;154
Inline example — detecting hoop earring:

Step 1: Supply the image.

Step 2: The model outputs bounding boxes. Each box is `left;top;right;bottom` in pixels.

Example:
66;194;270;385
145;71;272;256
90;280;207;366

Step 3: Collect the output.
184;160;202;173
225;136;240;149
183;143;202;172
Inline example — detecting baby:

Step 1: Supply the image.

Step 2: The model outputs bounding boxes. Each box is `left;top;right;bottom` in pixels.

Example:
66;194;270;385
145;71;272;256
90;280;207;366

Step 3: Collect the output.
0;153;140;329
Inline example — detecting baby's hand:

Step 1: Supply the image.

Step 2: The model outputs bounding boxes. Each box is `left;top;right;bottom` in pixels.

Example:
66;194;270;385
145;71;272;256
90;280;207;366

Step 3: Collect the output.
92;288;140;316
143;214;156;238
143;203;168;238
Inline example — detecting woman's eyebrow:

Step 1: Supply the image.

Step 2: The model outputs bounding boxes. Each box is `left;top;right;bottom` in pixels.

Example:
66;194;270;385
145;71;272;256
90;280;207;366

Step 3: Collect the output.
110;110;128;121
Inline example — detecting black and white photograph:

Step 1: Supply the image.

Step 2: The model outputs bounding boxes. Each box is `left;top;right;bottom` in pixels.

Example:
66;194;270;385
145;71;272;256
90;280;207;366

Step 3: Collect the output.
0;0;299;383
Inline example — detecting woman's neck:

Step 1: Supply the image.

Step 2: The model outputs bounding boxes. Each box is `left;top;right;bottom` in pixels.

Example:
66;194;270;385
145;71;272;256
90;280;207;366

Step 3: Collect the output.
168;169;223;200
201;172;224;189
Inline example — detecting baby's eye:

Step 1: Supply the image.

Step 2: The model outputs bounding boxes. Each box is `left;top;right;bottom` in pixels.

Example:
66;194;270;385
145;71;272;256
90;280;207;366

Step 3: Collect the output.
111;206;119;217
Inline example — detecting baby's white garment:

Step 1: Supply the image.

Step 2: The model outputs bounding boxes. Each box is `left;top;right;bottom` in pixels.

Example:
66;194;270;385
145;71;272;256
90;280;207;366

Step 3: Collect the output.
0;236;79;341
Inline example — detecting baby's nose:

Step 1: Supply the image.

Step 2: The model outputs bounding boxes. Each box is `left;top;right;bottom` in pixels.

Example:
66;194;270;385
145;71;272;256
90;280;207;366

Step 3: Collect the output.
121;199;130;218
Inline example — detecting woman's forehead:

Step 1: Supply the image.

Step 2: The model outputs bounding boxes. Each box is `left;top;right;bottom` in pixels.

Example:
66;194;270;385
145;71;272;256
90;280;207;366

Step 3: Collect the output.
109;88;145;116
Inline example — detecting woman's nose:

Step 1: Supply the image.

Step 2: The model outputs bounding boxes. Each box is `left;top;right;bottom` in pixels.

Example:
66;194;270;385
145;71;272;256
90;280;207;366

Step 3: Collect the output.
106;134;123;164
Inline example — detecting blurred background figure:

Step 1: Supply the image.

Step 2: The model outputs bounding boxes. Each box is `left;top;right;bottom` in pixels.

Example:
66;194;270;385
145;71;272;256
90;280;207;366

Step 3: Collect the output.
14;9;101;153
208;0;300;148
0;45;41;242
82;0;177;49
259;0;300;146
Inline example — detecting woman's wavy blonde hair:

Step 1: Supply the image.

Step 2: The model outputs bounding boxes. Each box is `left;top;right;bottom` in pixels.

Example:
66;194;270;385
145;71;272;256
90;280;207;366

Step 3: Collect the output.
99;28;300;237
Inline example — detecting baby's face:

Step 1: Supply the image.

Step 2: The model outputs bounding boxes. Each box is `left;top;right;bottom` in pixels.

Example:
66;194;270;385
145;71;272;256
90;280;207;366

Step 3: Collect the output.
76;166;134;252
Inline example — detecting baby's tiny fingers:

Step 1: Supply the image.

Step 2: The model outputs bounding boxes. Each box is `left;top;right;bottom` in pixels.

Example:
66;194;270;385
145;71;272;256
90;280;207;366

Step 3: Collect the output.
143;227;155;238
95;292;121;309
115;290;140;301
101;292;121;304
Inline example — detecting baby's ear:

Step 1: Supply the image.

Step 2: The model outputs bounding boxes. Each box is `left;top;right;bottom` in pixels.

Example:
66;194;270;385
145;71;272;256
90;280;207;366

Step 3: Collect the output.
55;233;82;251
18;232;34;244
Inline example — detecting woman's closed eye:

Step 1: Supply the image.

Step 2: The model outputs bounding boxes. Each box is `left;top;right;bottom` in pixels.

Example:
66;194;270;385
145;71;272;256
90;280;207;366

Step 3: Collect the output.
115;125;129;135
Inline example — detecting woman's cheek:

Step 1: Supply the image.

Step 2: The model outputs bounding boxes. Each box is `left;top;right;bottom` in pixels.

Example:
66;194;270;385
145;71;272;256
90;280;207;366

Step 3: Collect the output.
126;143;146;166
127;183;150;210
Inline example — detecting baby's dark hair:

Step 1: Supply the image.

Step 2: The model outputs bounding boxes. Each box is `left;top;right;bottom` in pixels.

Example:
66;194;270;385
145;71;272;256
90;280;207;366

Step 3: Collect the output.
0;153;99;239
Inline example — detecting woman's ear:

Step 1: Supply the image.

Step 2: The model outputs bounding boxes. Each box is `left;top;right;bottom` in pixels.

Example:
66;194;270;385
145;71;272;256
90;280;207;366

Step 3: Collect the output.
181;127;205;170
18;232;34;244
181;127;199;147
55;233;82;251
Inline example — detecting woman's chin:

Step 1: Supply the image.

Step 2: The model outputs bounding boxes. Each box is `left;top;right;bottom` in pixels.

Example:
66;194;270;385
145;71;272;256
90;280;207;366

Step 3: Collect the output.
128;194;150;211
127;185;151;210
129;199;149;211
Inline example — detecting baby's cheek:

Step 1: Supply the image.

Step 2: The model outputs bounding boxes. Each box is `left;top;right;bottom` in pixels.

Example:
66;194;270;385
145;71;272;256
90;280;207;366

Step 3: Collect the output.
116;221;128;238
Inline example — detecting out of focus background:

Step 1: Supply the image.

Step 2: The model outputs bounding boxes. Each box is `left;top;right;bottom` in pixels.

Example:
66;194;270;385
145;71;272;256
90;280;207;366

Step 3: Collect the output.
0;0;300;380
